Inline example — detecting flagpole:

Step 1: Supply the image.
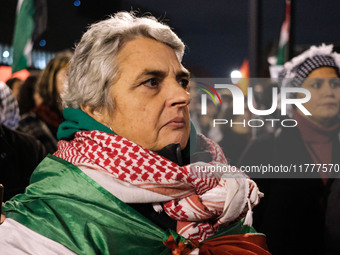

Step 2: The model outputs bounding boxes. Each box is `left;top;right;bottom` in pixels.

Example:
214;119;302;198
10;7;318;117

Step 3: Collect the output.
249;0;262;78
288;0;295;60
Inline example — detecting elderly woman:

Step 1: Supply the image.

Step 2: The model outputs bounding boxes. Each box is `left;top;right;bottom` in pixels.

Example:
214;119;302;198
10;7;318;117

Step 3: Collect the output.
238;44;340;255
0;12;268;255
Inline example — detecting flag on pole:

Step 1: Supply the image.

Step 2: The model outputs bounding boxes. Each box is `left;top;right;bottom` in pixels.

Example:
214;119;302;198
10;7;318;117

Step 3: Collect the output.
12;0;35;73
237;59;249;95
276;0;291;65
12;0;47;73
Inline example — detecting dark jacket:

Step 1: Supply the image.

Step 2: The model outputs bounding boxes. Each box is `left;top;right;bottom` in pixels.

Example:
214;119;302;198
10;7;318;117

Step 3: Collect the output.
18;112;58;154
324;178;340;255
0;124;46;201
238;126;340;255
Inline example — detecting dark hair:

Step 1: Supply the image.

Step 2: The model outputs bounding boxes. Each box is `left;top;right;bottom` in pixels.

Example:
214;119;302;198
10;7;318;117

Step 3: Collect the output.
35;54;71;115
6;77;22;90
17;75;39;114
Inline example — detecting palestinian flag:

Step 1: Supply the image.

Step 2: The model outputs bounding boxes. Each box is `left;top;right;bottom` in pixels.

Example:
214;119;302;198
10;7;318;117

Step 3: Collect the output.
276;0;291;65
237;59;249;95
3;154;271;254
12;0;47;73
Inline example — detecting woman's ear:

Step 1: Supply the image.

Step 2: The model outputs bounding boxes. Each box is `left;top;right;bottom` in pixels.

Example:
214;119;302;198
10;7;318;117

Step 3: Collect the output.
81;105;106;124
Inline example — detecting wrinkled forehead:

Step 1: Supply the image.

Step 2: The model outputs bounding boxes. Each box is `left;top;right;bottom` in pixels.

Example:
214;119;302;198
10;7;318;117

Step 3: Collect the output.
115;37;188;77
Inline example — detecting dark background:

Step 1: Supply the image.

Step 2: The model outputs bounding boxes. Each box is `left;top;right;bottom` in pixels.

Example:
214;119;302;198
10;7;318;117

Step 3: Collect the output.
1;0;340;77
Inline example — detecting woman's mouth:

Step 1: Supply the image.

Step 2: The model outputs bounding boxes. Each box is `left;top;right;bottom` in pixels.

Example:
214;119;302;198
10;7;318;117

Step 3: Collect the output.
322;102;337;108
165;117;186;128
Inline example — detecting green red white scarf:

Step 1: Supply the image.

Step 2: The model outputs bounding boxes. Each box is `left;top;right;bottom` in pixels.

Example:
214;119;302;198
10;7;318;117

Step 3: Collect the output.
54;130;262;242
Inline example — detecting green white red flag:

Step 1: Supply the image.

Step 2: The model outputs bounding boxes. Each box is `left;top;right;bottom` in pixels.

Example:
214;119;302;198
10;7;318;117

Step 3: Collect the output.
12;0;47;73
276;0;291;65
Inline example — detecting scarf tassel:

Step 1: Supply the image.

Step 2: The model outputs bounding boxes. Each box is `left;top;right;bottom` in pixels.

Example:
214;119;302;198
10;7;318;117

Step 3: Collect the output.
243;198;253;227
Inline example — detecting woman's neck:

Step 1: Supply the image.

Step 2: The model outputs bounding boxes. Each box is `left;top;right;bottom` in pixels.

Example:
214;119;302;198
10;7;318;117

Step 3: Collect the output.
295;110;339;143
297;109;338;128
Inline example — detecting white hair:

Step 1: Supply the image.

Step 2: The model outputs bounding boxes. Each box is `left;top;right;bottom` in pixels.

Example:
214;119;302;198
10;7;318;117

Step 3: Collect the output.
62;11;185;110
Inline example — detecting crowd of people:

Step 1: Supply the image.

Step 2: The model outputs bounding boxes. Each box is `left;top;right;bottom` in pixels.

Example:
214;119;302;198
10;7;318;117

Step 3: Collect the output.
190;44;340;255
0;11;339;255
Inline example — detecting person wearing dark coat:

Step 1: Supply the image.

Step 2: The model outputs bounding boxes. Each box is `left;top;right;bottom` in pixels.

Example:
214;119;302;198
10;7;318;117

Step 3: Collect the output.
0;81;47;201
238;44;340;255
0;123;46;201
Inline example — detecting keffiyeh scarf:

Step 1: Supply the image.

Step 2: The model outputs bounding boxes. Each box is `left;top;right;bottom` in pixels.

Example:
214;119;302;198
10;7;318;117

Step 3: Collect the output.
54;130;261;241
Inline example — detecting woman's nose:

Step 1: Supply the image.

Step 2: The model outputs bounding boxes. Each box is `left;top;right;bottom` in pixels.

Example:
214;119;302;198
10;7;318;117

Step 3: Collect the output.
165;81;190;108
322;80;336;96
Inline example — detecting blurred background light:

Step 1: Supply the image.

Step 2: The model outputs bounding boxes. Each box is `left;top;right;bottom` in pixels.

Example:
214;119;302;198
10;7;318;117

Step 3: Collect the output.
230;70;242;84
73;0;81;7
2;50;9;58
39;39;46;47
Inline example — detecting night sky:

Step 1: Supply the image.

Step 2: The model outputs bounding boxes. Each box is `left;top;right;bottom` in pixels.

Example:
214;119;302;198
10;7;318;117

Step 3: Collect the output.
1;0;340;77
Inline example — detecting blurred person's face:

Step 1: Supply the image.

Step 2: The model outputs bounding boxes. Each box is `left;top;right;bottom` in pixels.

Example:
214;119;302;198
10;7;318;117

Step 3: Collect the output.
11;80;23;99
231;100;251;134
33;91;43;106
297;67;340;126
207;101;217;116
56;68;68;95
84;37;191;151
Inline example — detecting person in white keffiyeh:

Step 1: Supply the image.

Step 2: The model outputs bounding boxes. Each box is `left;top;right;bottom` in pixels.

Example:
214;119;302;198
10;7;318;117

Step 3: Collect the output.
0;11;269;255
239;44;340;255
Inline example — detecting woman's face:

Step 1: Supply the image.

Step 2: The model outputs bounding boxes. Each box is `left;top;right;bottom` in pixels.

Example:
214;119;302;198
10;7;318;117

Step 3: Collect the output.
91;37;191;151
298;67;340;126
11;80;23;99
56;68;68;95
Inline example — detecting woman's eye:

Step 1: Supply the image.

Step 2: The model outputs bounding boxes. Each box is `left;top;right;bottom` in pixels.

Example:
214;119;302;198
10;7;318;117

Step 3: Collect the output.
330;79;340;89
141;78;159;88
310;80;322;89
179;79;189;89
